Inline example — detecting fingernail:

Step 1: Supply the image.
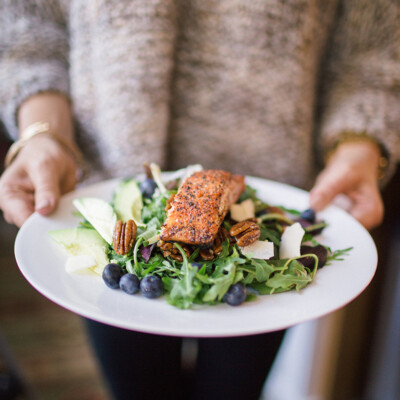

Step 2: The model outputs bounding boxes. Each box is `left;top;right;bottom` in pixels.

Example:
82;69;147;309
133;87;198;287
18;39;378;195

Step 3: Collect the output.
35;200;51;211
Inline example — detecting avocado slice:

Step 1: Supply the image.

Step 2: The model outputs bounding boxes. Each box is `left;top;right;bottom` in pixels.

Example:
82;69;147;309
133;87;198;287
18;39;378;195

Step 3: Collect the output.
49;228;110;274
113;179;144;226
73;197;117;244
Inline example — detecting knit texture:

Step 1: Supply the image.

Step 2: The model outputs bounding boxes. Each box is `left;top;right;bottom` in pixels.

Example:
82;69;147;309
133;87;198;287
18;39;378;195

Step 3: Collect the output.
0;0;399;187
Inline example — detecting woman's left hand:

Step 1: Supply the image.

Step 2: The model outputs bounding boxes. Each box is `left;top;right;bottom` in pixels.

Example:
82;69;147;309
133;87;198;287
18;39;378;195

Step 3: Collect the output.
309;141;384;230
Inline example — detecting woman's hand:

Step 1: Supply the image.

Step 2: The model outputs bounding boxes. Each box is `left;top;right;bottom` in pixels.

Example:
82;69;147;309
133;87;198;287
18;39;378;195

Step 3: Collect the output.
0;135;77;227
309;141;384;230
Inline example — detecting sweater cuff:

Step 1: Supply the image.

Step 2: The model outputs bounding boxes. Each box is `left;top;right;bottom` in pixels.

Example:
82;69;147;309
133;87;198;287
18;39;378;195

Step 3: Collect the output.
1;60;69;141
319;89;400;184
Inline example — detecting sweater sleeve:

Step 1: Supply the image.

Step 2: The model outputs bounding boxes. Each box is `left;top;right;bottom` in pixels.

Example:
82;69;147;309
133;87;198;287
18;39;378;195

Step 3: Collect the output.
318;0;400;181
0;0;69;140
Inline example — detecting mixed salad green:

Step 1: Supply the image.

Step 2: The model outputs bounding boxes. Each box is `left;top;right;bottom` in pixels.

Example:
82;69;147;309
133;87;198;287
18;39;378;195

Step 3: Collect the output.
49;165;352;309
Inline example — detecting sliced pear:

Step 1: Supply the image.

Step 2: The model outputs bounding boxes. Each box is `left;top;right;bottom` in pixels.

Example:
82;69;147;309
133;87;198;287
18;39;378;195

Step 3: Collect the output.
73;197;117;244
65;255;97;273
49;228;109;274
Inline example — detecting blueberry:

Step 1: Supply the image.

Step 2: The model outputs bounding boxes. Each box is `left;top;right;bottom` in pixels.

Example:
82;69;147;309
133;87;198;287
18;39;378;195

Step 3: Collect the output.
139;178;157;199
119;273;140;294
191;262;203;269
300;208;316;223
102;263;123;289
140;275;163;299
223;283;247;306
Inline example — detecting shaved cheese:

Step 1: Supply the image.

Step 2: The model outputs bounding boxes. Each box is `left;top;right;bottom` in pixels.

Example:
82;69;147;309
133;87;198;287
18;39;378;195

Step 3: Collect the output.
66;255;97;273
240;240;274;259
230;199;255;221
279;222;305;259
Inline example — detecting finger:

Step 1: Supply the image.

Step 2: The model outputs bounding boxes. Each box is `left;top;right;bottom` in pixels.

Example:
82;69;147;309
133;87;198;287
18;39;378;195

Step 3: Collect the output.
0;168;36;226
28;160;61;215
0;193;35;227
60;162;78;194
310;166;355;211
348;188;384;230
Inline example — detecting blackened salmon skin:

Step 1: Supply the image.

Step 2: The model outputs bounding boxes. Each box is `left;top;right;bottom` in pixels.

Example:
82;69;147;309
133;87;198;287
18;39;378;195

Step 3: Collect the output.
160;170;245;246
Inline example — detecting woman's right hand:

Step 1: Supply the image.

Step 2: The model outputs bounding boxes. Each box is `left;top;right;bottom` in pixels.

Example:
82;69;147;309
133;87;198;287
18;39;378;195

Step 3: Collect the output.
0;135;78;227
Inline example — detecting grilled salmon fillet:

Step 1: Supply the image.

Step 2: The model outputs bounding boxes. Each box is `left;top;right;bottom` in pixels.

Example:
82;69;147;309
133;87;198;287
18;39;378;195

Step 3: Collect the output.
160;170;245;246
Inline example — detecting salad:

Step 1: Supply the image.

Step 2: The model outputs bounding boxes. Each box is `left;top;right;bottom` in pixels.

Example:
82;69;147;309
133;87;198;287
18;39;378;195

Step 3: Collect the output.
49;164;352;309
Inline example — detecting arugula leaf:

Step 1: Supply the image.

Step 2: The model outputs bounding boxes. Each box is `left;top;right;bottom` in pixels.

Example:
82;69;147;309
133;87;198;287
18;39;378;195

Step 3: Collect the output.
252;259;275;282
304;221;328;233
249;259;314;294
141;190;170;226
233;270;244;284
258;213;294;225
302;233;320;246
326;246;354;265
239;185;259;203
216;239;231;259
202;248;244;302
166;243;202;309
188;247;200;262
277;206;302;216
266;271;311;292
250;282;276;295
238;185;269;213
259;225;281;246
241;271;256;285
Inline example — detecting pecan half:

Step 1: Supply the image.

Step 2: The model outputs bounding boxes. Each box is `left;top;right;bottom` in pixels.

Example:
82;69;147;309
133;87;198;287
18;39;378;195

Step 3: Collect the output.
229;220;261;247
213;226;231;255
157;240;191;262
113;219;137;255
200;248;215;261
198;226;233;260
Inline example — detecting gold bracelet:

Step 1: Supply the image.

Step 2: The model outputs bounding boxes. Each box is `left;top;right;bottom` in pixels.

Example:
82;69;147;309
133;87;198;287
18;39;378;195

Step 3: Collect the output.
325;131;389;180
4;122;83;168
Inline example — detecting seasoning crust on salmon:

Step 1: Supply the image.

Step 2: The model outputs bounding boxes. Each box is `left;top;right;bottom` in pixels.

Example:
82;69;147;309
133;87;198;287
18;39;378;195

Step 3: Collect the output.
160;170;245;246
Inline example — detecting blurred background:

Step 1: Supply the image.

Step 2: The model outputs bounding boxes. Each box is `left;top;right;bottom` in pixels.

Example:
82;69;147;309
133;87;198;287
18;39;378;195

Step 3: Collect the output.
0;126;399;400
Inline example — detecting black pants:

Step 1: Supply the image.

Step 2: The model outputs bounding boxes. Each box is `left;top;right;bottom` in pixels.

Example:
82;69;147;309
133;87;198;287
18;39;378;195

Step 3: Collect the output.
84;319;285;400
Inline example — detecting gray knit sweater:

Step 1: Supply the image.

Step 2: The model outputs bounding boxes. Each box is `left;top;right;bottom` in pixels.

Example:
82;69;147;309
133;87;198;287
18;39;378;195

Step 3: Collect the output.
0;0;399;188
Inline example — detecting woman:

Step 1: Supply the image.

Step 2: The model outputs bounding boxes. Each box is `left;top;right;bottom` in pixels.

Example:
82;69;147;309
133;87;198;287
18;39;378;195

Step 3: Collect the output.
0;1;398;399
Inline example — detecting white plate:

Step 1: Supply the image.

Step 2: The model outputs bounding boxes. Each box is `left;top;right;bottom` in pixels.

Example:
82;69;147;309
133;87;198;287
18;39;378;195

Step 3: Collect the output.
15;176;377;337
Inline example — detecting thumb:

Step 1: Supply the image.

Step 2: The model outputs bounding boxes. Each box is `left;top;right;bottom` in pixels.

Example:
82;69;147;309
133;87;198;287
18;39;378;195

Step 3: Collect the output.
28;160;61;215
309;166;355;211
